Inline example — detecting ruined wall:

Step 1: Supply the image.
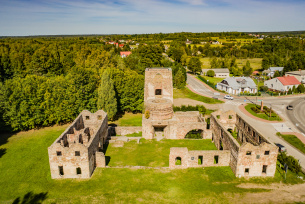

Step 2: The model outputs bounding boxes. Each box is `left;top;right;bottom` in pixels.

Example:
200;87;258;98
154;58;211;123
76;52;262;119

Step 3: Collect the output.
114;126;142;136
48;110;108;179
236;114;269;145
169;147;230;168
236;143;278;177
210;110;241;175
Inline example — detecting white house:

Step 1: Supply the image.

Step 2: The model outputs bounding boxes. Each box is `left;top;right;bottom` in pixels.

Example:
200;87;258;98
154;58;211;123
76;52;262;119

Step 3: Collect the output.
262;67;284;77
217;77;257;95
264;76;301;92
201;68;230;78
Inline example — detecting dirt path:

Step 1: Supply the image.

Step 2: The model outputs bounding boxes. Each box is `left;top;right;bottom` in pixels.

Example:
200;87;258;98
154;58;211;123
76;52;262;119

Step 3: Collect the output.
233;183;305;203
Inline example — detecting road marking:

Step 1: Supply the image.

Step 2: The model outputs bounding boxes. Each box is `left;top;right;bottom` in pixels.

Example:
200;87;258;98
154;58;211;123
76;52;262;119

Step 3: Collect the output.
225;101;242;106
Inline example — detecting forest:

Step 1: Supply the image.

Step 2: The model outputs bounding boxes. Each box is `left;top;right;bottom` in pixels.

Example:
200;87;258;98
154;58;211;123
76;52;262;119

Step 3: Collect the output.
0;31;305;131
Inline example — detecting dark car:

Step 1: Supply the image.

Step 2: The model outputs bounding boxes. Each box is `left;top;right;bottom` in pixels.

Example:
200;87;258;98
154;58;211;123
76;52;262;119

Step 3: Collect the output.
275;143;287;152
287;105;293;110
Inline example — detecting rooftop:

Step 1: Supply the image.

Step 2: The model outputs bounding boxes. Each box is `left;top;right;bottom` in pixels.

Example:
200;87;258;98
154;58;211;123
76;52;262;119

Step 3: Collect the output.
277;76;301;86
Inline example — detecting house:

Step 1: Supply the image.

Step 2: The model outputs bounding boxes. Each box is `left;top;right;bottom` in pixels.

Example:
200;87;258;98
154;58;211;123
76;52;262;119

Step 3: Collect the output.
262;67;284;77
186;39;192;45
120;51;132;58
201;68;230;78
217;77;257;95
252;71;259;75
264;76;301;92
285;70;305;84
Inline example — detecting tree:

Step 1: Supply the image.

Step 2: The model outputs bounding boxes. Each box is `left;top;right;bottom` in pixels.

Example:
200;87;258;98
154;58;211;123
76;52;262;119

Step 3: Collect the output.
273;71;280;78
297;84;305;93
243;60;253;76
206;70;215;77
98;69;117;120
188;57;201;74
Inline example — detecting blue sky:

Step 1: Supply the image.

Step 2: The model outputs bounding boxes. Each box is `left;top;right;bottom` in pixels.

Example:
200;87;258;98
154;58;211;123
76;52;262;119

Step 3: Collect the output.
0;0;304;36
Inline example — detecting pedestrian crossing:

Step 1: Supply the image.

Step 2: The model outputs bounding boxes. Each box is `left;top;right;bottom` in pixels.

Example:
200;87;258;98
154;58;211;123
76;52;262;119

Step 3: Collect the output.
225;100;243;106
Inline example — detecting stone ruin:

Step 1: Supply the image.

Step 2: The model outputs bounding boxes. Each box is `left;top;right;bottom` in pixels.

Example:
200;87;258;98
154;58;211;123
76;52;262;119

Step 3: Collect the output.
170;109;278;177
48;110;108;179
142;68;208;139
48;67;278;179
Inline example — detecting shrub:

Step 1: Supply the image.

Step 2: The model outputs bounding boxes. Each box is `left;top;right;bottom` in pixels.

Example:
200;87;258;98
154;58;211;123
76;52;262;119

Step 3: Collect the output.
145;110;150;119
260;86;268;92
206;70;215;77
278;152;301;174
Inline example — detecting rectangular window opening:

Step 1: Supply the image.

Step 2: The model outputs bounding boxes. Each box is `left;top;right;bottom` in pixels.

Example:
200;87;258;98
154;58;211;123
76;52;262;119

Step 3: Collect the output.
59;166;64;176
76;167;82;175
214;155;219;164
262;165;267;174
97;115;102;120
256;155;260;159
56;151;62;156
246;151;252;155
198;156;203;165
75;151;80;156
85;116;90;120
264;151;270;155
245;168;249;174
155;89;162;95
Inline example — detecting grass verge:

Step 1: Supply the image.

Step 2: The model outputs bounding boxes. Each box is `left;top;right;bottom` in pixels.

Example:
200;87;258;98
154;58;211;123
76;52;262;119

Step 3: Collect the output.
173;88;223;104
276;132;305;154
244;104;282;121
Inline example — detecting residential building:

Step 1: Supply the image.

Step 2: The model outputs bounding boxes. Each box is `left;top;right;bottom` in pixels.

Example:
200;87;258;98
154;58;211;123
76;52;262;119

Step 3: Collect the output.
264;76;301;92
285;70;305;84
201;68;230;78
217;77;257;95
120;51;132;58
262;67;284;77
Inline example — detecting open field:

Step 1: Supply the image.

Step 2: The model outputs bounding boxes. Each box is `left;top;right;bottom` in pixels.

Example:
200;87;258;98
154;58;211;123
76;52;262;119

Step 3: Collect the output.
0;125;304;203
200;57;262;70
105;139;217;167
199;76;224;85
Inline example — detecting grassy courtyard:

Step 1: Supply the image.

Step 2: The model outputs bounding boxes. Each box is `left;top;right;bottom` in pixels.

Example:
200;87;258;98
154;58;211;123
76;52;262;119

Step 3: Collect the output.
104;139;217;167
111;112;142;126
0;125;303;203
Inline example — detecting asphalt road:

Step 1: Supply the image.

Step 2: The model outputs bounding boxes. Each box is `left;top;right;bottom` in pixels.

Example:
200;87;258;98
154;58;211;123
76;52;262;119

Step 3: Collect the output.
286;98;305;134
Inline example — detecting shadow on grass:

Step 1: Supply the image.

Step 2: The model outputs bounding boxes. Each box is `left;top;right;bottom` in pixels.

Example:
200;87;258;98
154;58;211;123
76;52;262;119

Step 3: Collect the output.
0;132;16;146
0;148;6;158
12;192;48;204
102;142;111;166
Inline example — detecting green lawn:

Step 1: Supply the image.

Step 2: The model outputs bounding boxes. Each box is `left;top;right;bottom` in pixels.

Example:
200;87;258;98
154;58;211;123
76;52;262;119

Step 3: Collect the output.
111;113;142;126
277;132;305;154
104;139;217;167
244;104;282;121
199;76;224;85
0;125;303;203
173;88;223;104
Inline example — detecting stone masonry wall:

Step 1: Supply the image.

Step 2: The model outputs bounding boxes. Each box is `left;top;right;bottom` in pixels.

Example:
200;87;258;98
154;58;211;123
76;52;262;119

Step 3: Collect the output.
48;110;108;179
115;126;142;136
169;147;230;168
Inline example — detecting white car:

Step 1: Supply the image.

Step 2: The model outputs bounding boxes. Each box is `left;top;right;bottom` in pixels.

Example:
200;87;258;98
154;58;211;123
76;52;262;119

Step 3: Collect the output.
224;95;234;100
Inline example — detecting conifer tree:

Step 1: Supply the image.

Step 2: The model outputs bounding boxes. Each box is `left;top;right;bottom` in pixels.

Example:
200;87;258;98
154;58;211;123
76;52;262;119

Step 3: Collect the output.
98;69;117;121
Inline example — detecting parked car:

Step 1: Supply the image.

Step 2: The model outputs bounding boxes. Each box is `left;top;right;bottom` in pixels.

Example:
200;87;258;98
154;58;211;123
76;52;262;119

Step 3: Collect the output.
224;95;234;100
287;105;293;110
275;143;287;152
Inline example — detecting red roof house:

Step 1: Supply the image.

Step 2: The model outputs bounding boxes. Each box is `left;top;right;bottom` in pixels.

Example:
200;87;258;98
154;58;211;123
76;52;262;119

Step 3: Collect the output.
120;51;132;58
264;76;301;92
